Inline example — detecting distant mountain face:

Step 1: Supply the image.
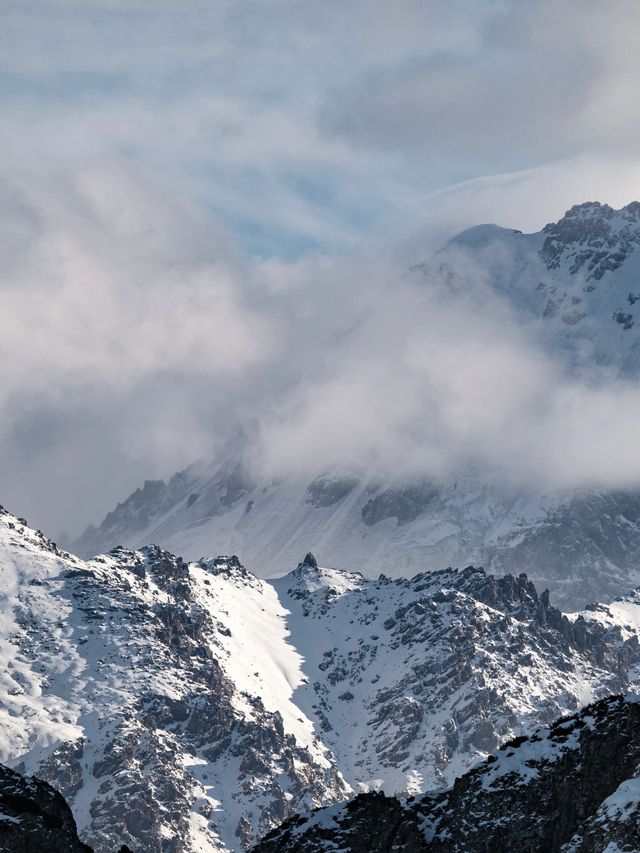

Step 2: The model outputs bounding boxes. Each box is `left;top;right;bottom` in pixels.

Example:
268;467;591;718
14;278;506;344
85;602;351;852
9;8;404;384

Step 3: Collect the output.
440;200;640;375
72;201;640;611
253;694;640;853
4;506;640;851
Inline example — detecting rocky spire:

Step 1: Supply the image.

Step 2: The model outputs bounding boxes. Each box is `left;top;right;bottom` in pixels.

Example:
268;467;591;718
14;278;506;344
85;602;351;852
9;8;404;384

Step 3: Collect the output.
301;552;318;569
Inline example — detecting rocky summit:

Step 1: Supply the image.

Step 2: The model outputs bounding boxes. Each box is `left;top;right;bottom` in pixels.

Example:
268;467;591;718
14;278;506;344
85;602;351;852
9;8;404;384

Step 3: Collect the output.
253;694;640;853
3;504;640;850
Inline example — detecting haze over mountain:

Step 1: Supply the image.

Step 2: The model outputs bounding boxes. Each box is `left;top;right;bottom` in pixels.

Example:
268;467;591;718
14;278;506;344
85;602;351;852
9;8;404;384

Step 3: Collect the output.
4;1;640;544
73;201;640;610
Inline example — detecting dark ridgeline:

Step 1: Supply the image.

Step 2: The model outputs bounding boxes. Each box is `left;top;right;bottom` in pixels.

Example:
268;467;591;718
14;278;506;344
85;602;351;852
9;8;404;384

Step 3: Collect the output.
253;695;640;853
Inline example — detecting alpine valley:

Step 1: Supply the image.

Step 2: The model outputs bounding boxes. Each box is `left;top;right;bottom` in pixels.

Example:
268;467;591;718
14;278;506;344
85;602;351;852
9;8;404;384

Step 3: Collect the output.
73;202;640;612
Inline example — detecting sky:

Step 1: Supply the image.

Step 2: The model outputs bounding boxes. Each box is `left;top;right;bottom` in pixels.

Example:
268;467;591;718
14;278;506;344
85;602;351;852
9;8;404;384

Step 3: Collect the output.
2;0;640;536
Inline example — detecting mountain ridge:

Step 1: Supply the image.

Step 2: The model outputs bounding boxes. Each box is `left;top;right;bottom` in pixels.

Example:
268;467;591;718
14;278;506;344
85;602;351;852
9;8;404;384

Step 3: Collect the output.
3;505;640;849
252;693;640;853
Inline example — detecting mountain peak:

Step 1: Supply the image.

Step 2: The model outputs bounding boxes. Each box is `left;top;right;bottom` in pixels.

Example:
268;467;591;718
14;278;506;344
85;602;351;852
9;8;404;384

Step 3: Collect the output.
445;223;522;250
554;200;615;221
541;199;640;279
282;559;364;595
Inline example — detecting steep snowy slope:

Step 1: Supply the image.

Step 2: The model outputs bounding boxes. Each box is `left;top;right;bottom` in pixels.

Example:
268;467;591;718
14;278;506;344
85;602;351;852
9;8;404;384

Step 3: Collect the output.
72;202;640;611
271;554;640;795
0;508;348;852
253;694;640;853
4;506;640;851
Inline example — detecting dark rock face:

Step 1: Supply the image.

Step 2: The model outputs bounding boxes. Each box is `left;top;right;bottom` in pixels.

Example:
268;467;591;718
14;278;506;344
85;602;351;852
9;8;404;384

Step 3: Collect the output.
258;792;427;853
301;552;318;568
482;490;640;609
253;696;640;853
0;761;91;852
306;474;360;508
361;482;438;526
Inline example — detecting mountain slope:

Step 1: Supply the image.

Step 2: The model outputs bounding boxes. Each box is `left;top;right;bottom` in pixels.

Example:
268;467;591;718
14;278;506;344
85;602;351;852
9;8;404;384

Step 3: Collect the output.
253;694;640;853
72;201;640;611
270;554;640;794
4;507;640;850
0;508;348;852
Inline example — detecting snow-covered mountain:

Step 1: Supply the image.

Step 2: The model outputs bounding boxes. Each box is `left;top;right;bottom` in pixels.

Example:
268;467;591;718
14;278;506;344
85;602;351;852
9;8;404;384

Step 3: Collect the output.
437;200;640;376
0;509;348;852
3;505;640;850
73;201;640;611
254;694;640;853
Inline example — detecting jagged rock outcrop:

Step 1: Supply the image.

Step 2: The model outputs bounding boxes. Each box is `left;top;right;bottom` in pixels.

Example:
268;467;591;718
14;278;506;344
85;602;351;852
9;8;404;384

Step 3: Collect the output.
0;761;91;852
253;695;640;852
540;200;640;280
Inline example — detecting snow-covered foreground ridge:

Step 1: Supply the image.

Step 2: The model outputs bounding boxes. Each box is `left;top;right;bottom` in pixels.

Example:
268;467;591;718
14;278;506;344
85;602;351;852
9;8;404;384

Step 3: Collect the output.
2;507;640;851
73;201;640;611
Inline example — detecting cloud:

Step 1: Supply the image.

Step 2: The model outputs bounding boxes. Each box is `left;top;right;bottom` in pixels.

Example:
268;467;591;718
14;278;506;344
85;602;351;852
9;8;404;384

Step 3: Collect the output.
0;161;272;532
257;235;640;495
3;0;640;537
322;0;640;175
4;153;640;537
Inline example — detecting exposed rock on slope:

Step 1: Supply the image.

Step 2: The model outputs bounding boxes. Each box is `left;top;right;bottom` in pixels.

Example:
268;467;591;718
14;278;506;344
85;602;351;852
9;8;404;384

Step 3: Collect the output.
274;560;640;793
253;695;640;853
0;508;348;852
4;504;640;851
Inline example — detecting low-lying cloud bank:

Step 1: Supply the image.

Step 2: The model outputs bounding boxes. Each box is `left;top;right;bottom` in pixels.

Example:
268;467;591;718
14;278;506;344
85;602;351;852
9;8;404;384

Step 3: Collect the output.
257;238;640;494
5;0;640;534
4;159;640;536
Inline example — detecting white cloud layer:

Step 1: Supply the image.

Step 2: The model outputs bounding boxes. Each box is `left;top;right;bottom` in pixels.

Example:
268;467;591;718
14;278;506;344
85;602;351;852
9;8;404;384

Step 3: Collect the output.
3;1;640;534
0;163;272;530
258;251;640;494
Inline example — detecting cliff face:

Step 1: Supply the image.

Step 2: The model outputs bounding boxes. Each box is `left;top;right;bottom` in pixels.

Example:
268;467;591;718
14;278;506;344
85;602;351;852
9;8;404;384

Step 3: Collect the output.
253;695;640;853
0;761;91;853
